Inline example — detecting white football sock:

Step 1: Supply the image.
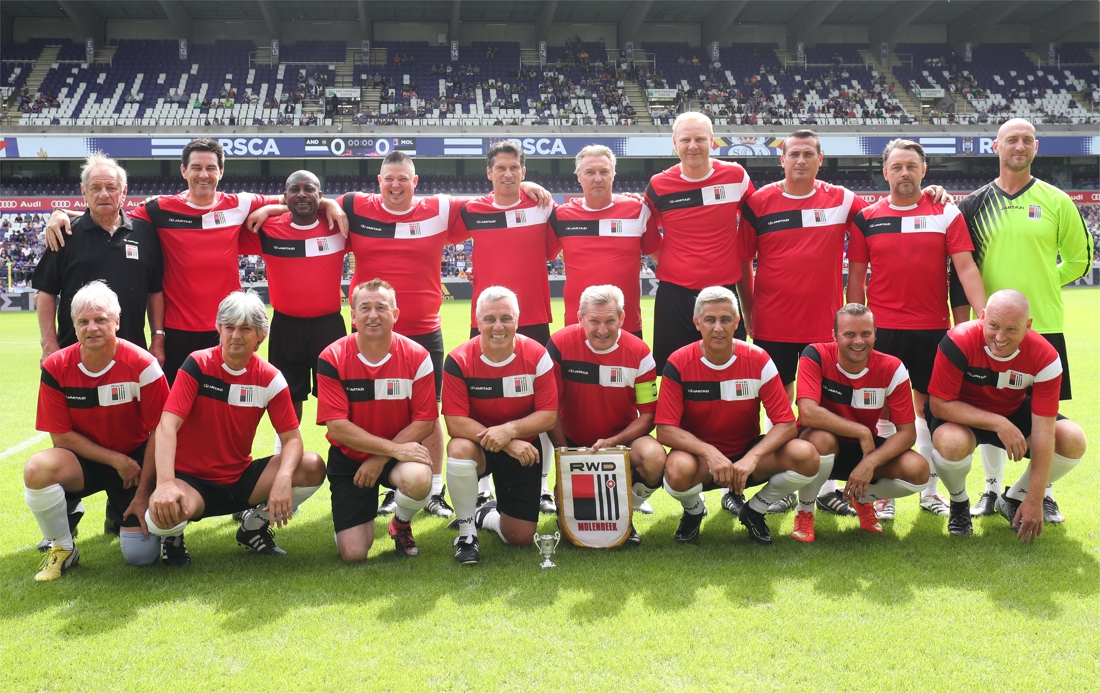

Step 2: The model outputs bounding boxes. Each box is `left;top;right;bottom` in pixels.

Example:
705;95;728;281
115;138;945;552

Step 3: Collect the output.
915;417;938;497
447;457;479;536
1045;484;1055;500
478;475;493;496
931;451;971;502
394;488;428;523
25;484;72;551
979;444;1007;495
1006;453;1081;502
818;479;838;497
145;509;187;537
797;454;834;515
273;432;283;455
430;473;444;497
749;469;813;513
244;484;320;528
480;507;509;544
663;479;705;515
762;415;774;433
540;432;553;494
862;477;926;502
876;419;897;438
631;480;658;510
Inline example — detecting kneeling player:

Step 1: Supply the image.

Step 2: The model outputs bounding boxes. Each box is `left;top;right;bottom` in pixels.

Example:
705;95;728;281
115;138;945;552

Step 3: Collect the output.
928;290;1086;541
146;291;326;565
794;304;930;541
546;285;666;546
655;287;819;545
26;281;169;580
443;287;558;564
318;280;436;561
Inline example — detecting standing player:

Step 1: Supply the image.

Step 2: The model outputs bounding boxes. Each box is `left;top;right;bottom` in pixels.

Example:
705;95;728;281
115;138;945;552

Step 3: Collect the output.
847;139;987;517
655;287;819;546
317;280;437;561
240;170;347;426
26;281;169;580
548;145;662;339
546;285;666;543
442;287;558;564
145;291;325;566
928;290;1086;540
951;118;1094;521
793;304;930;542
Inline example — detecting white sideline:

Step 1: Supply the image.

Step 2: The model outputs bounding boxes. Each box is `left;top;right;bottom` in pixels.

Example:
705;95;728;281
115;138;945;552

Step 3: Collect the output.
0;432;48;461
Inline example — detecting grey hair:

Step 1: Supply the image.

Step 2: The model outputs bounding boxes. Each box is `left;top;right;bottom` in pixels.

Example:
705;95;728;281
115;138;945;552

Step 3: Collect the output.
693;286;739;319
215;290;269;339
475;285;520;321
69;280;121;320
80;152;128;190
574;145;617;175
578;284;624;316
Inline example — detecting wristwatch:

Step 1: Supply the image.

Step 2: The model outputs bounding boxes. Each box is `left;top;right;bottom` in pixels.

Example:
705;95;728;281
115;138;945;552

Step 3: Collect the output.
152;329;166;336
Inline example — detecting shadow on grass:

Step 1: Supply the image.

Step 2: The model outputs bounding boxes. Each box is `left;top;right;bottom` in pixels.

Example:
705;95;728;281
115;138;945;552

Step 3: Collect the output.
1;498;1096;637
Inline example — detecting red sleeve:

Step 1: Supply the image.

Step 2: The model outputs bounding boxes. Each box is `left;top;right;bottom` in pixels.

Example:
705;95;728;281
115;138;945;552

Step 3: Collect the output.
140;375;170;433
760;364;795;425
946;211;974;255
926;349;964;402
266;386;299;433
441;356;470;417
641;206;662;255
163;366;199;419
1031;353;1063;418
886;368;916;425
545;221;562;261
315;353;349;424
410;356;439;422
252;193;284;209
795;356;823;404
128;204;151;224
654;370;684;427
238;225;262;255
738;211;758;263
551;361;565;412
35;362;72;434
847;216;870;263
847;193;869;222
447;197;471;243
533;349;558;411
643;189;663;230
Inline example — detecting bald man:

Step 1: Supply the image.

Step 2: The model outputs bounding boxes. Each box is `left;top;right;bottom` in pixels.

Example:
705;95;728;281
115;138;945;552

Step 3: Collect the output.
927;290;1087;541
950;119;1094;522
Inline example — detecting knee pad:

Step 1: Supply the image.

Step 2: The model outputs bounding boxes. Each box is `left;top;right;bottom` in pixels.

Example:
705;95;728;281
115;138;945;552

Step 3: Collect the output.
120;531;162;567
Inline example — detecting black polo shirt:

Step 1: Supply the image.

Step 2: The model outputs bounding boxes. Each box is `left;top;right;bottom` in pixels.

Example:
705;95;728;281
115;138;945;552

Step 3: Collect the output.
32;209;163;349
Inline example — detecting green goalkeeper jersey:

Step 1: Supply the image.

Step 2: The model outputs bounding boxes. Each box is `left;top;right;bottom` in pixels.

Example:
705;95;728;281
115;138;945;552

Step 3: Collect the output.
957;178;1094;333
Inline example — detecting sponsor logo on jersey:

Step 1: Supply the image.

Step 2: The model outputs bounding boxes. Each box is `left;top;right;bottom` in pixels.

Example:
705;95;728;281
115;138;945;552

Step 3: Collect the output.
913;217;927;230
512;376;530;394
409;222;422;236
863;389;878;407
814;210;827;224
110;383;129;402
712;186;727;201
237;386;256;404
609;220;623;234
213;211;227;225
609;367;624;384
125;242;139;260
734;380;749;398
316;237;330;252
385;379;401;397
513;210;527;224
1008;371;1026;388
168;217;192;224
1029;205;1042;220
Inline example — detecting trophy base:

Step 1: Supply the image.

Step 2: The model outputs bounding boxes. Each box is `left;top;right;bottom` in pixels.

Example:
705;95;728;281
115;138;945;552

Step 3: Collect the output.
539;558;556;569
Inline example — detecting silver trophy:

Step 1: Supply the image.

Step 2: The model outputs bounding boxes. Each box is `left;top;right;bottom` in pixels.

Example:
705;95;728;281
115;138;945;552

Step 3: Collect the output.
533;532;560;569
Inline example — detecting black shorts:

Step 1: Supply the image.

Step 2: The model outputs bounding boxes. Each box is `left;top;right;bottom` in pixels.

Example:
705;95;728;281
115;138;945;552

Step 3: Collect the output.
403;328;444;400
753;340;811;386
175;456;273;520
65;442;147;528
924;399;1067;459
269;310;347;401
164;328;219;385
480;446;543;523
873;327;945;395
653;281;746;374
831;436;888;480
1038;332;1071;400
469;323;551;347
700;434;769;491
326;445;400;532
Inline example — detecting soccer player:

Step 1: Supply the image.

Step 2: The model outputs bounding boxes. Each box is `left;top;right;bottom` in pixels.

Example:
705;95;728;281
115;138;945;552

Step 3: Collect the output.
644;112;754;374
46;138;347;384
655;286;819;546
793;304;930;542
951;118;1094;522
145;291;325;566
442;287;558;564
928;290;1086;541
317;280;437;561
847;139;986;517
26;281;169;580
546;285;666;544
240;170;347;425
548;146;662;339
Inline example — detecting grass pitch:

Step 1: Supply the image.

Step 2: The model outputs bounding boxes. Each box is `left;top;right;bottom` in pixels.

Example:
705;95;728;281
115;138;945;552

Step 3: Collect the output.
1;291;1097;692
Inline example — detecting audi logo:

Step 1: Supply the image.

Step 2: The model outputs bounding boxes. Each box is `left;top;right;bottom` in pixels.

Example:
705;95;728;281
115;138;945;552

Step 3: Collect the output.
0;200;16;209
51;200;72;208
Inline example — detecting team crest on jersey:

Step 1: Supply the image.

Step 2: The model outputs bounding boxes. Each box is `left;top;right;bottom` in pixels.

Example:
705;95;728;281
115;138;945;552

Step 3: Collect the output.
125;242;139;260
863;390;878;407
608;367;624;384
733;380;750;398
512;376;530;394
814;210;827;224
213;211;227;225
409;222;422;236
315;237;330;252
237;386;256;404
913;217;928;230
110;383;129;402
609;220;623;234
1007;371;1027;388
1029;205;1042;220
712;186;727;201
385;379;402;397
513;210;527;224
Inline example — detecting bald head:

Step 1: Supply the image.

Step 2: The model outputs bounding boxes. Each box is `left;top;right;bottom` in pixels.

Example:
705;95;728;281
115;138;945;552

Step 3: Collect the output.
996;118;1036;141
285;169;322;224
981;289;1032;357
994;119;1038;174
286;170;320;189
986;289;1030;317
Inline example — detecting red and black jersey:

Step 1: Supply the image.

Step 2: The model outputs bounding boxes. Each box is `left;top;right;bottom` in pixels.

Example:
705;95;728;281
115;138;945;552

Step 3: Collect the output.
132;192;281;332
644;160;754;289
549;195;662;333
928;320;1062;418
316;334;438;462
547;324;658;446
442;334;558;442
37;339;169;453
740;181;865;343
796;342;914;441
242;213;347;318
850;197;974;330
338;193;465;336
454;194;556;327
655;340;793;457
164;347;298;485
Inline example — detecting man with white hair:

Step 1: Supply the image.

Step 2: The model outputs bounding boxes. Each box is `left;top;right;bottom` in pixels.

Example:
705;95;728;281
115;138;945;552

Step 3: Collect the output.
549;146;662;339
442;286;558;564
26;281;169;580
146;291;326;566
928;290;1087;541
656;286;819;546
547;285;666;544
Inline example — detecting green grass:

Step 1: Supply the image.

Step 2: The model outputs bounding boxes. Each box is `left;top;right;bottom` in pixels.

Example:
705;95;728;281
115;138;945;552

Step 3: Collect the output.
1;291;1097;692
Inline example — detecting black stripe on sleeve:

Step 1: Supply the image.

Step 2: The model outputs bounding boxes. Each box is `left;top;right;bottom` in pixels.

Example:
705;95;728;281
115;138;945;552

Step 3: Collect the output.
317;356;340;380
662;361;681;383
41;367;62;391
800;344;822;365
545;339;562;364
937;333;969;372
179;356;202;381
443;355;465;380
